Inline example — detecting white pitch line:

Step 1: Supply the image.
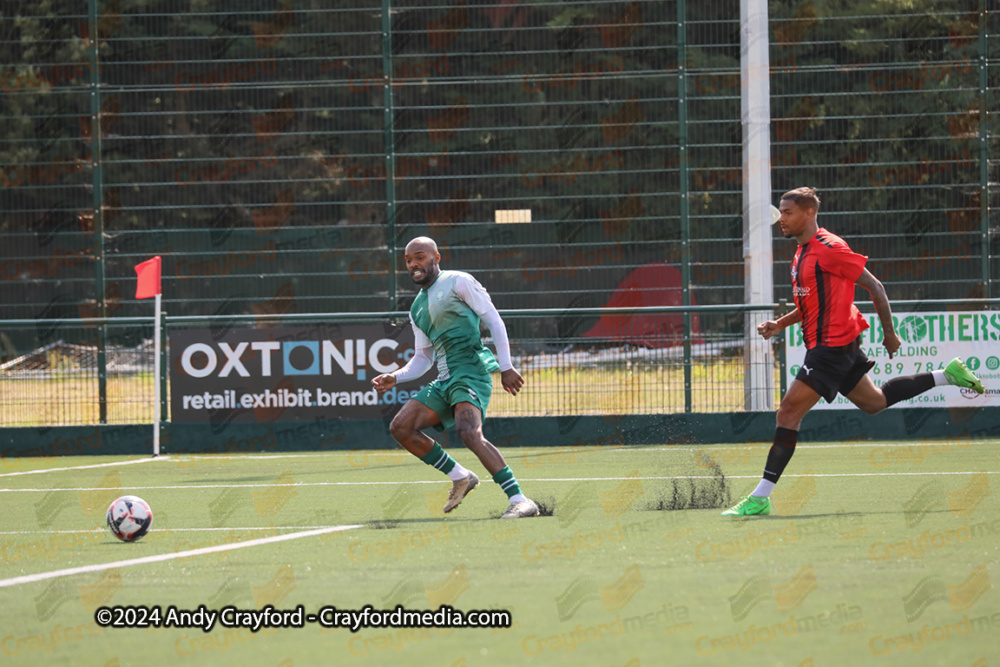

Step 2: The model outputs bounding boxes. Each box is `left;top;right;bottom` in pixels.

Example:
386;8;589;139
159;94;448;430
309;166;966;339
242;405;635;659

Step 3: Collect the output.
161;441;1000;460
0;457;166;478
0;524;362;589
0;480;437;492
1;441;989;477
611;442;997;451
2;470;998;494
0;526;337;536
180;453;358;460
521;472;1000;480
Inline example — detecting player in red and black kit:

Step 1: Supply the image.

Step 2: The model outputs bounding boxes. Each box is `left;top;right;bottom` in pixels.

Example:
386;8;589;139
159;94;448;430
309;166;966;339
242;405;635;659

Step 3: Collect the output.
723;187;985;516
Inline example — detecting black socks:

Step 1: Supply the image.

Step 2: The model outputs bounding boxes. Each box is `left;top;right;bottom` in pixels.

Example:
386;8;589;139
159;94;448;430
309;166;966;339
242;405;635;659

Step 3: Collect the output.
763;427;798;483
882;373;936;408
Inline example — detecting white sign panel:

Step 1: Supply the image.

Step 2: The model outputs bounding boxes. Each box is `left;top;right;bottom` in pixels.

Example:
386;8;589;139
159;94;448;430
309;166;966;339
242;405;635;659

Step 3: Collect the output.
785;311;1000;409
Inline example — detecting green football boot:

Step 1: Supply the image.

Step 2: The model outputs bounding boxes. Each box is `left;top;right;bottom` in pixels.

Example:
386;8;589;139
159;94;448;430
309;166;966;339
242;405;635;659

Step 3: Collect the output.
721;495;772;516
944;358;985;395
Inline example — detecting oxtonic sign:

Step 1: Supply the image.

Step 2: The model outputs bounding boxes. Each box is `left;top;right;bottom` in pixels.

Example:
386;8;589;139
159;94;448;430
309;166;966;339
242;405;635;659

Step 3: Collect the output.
785;311;1000;409
170;324;418;423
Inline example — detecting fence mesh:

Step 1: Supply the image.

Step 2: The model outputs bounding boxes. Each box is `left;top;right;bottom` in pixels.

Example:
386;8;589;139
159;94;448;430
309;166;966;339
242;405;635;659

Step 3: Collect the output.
0;322;156;427
0;1;996;425
0;310;772;427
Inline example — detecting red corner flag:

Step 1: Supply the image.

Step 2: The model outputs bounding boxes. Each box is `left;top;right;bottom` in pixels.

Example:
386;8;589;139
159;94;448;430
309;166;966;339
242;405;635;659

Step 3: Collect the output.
135;256;162;299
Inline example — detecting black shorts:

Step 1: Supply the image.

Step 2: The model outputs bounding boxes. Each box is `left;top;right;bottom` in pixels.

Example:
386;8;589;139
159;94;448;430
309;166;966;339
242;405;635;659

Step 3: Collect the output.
796;336;876;403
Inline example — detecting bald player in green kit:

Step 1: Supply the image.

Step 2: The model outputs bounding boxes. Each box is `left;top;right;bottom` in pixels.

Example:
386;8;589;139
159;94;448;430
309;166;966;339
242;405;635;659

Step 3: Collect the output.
372;237;539;519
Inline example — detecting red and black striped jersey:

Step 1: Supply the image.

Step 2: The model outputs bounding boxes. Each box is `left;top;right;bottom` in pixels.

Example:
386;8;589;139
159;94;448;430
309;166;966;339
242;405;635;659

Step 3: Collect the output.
791;228;870;349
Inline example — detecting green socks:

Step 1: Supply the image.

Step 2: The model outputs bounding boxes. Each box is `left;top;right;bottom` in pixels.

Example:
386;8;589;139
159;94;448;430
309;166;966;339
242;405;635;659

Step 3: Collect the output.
420;443;457;475
492;466;522;499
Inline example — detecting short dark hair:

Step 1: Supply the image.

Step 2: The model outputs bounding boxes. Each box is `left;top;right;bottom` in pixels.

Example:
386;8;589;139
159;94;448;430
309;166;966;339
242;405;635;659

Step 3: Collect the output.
781;187;821;212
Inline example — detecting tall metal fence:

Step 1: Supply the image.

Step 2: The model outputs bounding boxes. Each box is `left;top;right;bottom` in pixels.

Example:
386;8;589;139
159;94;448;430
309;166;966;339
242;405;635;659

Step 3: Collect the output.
0;306;771;427
1;1;997;425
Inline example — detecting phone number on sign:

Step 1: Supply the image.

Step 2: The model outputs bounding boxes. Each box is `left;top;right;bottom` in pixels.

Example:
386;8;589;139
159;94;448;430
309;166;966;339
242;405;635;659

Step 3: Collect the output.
790;361;953;376
94;604;511;633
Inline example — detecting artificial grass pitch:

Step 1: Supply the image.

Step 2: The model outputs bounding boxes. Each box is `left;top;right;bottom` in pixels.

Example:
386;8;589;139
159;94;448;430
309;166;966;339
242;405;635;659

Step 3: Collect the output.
0;438;997;667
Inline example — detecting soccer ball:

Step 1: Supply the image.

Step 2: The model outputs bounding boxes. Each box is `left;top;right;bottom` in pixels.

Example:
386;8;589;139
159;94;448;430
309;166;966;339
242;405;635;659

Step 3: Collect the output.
106;495;153;542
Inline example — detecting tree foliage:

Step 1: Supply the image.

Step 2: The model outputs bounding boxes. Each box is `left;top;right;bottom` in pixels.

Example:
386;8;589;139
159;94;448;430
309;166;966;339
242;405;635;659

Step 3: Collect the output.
0;0;994;344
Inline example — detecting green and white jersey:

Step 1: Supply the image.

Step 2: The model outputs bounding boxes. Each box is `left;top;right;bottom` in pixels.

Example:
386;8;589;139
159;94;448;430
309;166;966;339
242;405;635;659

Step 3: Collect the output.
409;270;503;381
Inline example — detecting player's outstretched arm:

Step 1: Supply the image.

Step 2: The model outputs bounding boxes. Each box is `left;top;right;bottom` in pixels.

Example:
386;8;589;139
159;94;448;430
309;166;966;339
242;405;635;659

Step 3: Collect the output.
371;373;396;395
757;309;801;339
856;269;901;358
501;368;524;396
372;346;434;394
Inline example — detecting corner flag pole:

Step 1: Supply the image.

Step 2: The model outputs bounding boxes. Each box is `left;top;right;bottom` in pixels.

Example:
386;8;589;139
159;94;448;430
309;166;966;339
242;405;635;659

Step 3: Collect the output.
153;291;162;456
135;256;163;457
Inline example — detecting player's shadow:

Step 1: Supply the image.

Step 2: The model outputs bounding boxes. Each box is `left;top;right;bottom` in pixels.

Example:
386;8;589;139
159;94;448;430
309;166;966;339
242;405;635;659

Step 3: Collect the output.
367;516;490;529
188;476;278;484
344;464;418;473
747;509;957;520
745;511;864;520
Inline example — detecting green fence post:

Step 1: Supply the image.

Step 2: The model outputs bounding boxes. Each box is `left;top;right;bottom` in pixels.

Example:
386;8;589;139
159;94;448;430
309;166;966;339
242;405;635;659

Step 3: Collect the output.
778;299;788;398
88;0;108;423
160;312;169;427
382;0;398;309
979;3;991;298
677;0;692;413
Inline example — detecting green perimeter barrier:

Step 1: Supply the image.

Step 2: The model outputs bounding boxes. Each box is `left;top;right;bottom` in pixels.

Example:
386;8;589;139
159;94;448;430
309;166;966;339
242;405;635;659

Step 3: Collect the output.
5;299;998;429
2;299;998;456
1;408;998;458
